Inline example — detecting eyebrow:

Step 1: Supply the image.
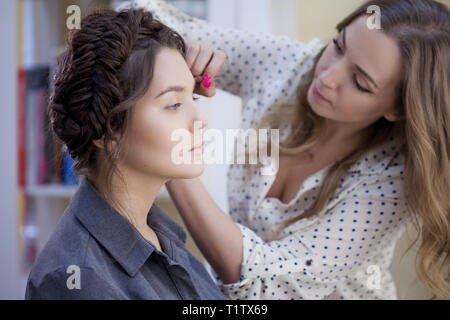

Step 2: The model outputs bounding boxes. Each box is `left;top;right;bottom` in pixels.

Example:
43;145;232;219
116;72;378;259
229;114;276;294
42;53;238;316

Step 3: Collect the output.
342;28;379;89
155;77;196;99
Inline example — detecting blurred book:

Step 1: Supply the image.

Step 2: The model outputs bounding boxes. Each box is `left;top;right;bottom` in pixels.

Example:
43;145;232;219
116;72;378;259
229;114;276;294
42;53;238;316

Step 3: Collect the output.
17;65;78;189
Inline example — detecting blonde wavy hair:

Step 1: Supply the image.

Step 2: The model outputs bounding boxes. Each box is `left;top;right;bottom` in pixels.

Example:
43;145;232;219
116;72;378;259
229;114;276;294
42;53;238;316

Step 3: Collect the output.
244;0;449;299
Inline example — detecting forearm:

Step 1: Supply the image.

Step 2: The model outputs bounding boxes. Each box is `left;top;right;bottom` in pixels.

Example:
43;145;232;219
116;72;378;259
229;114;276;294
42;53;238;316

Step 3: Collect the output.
165;178;243;284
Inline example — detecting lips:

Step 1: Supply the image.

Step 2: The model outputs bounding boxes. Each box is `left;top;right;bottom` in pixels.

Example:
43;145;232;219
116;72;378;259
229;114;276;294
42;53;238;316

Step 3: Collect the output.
312;84;330;103
189;141;205;152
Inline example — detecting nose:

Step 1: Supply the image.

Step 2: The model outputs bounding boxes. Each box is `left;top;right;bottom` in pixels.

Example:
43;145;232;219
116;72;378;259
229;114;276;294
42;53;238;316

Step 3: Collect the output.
198;111;208;129
190;106;208;133
318;61;344;90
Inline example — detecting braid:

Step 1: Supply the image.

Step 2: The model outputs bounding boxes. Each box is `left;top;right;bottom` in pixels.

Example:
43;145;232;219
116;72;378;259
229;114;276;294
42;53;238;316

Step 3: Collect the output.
50;11;136;160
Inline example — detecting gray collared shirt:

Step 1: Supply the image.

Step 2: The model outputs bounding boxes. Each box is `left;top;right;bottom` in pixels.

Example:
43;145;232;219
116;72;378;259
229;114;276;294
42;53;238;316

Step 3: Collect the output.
25;176;225;300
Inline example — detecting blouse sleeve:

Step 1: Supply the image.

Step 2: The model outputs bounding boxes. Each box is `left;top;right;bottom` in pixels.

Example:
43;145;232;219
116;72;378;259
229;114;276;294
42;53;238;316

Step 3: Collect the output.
117;0;325;129
217;172;411;300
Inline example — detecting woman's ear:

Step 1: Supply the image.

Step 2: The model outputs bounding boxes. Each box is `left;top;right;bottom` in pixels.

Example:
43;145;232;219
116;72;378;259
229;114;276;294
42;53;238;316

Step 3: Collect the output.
384;109;405;122
93;134;120;152
93;135;106;149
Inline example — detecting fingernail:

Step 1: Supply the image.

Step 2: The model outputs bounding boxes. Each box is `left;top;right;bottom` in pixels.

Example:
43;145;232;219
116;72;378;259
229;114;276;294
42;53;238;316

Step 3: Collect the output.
202;73;212;89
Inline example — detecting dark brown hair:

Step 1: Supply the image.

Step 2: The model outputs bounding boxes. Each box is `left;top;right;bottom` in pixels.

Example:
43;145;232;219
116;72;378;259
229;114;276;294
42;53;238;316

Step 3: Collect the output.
49;8;185;239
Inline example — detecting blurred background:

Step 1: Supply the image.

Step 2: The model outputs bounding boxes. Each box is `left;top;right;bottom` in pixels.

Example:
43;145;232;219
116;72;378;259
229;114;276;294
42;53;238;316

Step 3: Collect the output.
0;0;448;299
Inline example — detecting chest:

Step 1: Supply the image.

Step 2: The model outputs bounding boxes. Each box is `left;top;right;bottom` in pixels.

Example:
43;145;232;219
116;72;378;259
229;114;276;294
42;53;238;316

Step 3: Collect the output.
264;154;332;205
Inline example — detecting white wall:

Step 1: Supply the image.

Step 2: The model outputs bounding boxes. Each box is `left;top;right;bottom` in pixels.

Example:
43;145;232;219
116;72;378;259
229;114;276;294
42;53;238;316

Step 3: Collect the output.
199;0;243;215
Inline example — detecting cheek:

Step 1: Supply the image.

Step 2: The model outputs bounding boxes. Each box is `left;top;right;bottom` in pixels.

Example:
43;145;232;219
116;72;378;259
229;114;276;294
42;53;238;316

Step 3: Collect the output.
334;89;369;118
124;111;180;170
336;93;386;122
122;111;204;179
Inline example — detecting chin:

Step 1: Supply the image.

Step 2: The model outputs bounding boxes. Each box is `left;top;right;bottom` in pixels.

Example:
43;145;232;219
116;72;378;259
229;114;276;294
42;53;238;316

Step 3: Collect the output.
171;163;205;179
185;163;205;178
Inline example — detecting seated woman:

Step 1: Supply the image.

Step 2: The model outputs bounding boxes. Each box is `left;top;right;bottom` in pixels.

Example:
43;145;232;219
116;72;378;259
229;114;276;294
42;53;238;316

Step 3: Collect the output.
25;8;225;300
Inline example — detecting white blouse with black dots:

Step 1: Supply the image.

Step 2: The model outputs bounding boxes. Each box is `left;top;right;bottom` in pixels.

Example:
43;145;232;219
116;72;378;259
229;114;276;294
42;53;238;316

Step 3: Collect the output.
119;0;413;300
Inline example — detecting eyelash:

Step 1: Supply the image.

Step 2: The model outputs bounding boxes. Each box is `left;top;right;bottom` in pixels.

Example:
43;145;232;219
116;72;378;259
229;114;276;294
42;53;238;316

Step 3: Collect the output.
332;38;371;94
167;95;200;110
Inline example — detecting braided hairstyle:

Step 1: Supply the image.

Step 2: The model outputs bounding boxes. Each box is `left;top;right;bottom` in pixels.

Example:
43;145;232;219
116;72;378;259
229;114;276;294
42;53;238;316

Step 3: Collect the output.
49;8;185;181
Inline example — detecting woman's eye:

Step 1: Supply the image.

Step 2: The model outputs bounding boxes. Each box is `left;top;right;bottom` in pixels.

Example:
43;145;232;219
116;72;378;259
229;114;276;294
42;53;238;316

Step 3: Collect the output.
353;75;371;93
333;38;342;54
167;95;199;110
332;37;371;94
167;103;182;110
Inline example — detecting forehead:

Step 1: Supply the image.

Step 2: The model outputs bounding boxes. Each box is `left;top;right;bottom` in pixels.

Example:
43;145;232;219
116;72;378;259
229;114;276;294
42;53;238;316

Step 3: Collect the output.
345;15;403;88
149;47;193;93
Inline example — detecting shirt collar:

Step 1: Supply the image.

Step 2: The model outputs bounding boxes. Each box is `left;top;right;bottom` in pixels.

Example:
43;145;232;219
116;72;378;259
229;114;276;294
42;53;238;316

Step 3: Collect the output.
146;200;187;247
69;176;186;277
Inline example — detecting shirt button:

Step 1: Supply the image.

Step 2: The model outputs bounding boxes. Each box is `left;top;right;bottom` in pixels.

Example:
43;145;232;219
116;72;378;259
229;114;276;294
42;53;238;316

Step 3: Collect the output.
306;259;313;266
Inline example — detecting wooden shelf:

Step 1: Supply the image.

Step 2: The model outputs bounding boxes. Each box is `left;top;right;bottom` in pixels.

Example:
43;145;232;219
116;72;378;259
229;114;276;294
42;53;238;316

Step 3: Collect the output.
25;184;78;198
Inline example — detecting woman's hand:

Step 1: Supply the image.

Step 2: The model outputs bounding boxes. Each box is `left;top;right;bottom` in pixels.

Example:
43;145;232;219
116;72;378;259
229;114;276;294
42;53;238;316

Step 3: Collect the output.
184;40;227;97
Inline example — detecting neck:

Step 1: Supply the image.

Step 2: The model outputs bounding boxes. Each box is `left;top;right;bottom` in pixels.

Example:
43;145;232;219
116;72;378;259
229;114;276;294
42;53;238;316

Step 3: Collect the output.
91;163;166;231
315;118;375;161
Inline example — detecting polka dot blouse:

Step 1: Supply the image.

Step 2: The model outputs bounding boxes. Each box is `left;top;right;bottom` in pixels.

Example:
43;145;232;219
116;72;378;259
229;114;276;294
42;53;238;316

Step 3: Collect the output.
119;0;413;300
